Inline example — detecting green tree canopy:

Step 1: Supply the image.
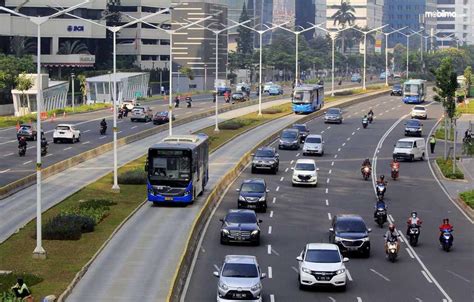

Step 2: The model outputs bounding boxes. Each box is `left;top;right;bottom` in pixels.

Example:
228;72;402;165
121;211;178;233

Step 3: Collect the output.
0;54;35;102
332;0;356;28
236;2;253;56
432;57;458;119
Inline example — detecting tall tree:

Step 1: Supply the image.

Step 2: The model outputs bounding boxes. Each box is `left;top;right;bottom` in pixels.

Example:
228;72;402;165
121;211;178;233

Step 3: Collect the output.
58;40;90;55
236;2;253;56
95;0;122;69
332;0;356;53
464;66;472;97
0;54;35;103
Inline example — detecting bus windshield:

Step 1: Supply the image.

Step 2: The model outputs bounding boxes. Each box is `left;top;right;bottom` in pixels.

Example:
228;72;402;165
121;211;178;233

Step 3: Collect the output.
149;149;191;185
404;84;419;96
293;91;311;103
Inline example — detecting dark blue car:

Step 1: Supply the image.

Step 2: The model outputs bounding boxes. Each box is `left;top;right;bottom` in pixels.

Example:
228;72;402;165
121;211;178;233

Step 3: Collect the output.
237;179;268;213
329;214;371;257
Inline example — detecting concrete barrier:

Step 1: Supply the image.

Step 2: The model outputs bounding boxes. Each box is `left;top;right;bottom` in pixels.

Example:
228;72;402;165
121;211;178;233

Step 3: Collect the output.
168;88;390;301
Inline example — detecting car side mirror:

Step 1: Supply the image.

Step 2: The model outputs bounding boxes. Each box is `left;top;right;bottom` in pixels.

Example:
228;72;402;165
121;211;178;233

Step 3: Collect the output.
276;153;279;157
316;168;320;171
329;227;334;232
266;189;270;193
343;257;349;263
291;167;294;170
393;144;396;147
296;256;303;262
258;219;263;223
368;228;372;233
213;271;219;277
236;188;240;192
260;273;267;279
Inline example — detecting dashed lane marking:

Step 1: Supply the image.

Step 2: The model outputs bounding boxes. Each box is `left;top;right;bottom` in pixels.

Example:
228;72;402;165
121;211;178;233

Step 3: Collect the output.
213;264;220;271
321;130;325;134
347;137;351;141
280;177;284;182
82;141;90;145
0;169;11;174
326;178;330;184
267;245;272;255
388;214;394;221
276;186;280;192
325;199;329;206
131;126;138;129
117;131;123;134
346;269;353;281
421;270;433;283
405;248;415;259
3;153;13;157
338;148;341;152
270;211;274;218
342;143;346;147
63;147;72;151
328;169;332;174
327;126;331;129
99;136;107;139
285;168;289;172
370;268;391;282
23;160;32;165
290;160;294;165
352;132;355;135
270;294;275;302
331;161;334;166
296;153;300;157
45;153;53;158
329;297;336;302
83;129;90;133
328;213;332;220
325;188;328;194
268;226;272;235
268;267;273;278
272;197;276;204
357;297;362;302
334;154;338;158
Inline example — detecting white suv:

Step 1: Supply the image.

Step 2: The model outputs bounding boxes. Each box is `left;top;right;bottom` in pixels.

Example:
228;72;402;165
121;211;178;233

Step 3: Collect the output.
213;255;266;302
53;124;81;143
292;159;319;186
303;134;324;156
297;243;349;291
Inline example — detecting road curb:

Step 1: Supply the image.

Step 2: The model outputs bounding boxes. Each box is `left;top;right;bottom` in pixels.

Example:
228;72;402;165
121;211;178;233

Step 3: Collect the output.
167;88;390;301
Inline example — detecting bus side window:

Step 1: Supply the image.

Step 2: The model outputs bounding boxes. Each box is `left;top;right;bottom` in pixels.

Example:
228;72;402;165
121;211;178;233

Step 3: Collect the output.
196;149;200;181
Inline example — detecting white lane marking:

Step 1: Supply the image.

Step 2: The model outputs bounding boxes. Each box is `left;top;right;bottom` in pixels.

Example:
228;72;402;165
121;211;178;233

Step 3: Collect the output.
357;127;361;130
446;270;471;283
280;177;284;182
0;139;20;146
399;236;404;243
276;186;280;192
356;298;362;302
3;152;14;157
23;160;32;165
83;129;91;133
348;115;352;118
267;245;272;255
270;294;275;302
0;169;11;174
329;297;336;302
352;132;355;135
131;126;138;129
285;168;289;172
375;104;380;107
82;141;90;145
272;197;276;204
327;213;332;220
385;110;389;113
268;267;273;278
296;153;300;157
63;147;72;151
321;130;325;134
379;113;384;116
337;148;341;152
346;269;353;281
415;298;423;302
388;214;394;222
325;188;328;194
327;126;331;129
342;143;346;147
213;264;220;272
326;178;330;184
325;199;329;206
405;248;415;259
99;136;107;139
347;137;351;141
421;270;433;283
271;247;280;256
117;131;122;134
370;268;391;282
391;107;396;110
45;153;53;158
268;226;272;234
290;160;294;165
291;266;299;274
328;169;332;174
270;211;274;218
331;161;334;166
334;154;338;158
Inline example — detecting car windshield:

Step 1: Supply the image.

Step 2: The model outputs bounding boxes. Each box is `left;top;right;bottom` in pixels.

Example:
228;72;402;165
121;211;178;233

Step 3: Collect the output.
404;84;420;95
396;141;413;148
20;125;31;129
295;163;315;171
327;108;340;114
414;106;425;111
293;91;311;103
156;112;168;117
255;150;274;157
225;213;257;224
335;219;367;233
222;263;259;278
305;137;321;143
293;125;307;132
56;126;70;131
305;249;341;263
241;183;265;193
133;107;145;112
393;84;401;89
150;156;191;181
407;120;420;127
282;131;297;139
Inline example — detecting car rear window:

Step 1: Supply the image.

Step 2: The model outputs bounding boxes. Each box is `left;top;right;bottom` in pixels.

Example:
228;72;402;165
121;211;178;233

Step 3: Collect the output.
241;183;265;193
407;120;420;126
225;212;257;224
305;137;321;143
335;219;367;233
305;249;341;263
396;141;413;148
293;125;307;132
56;126;70;130
222;263;258;278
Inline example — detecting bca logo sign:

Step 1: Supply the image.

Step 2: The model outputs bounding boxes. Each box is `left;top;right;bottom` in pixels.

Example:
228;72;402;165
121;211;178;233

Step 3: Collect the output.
67;25;84;32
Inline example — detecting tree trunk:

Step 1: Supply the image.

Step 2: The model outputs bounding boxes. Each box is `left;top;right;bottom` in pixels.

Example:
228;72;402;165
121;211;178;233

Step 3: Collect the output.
444;116;447;160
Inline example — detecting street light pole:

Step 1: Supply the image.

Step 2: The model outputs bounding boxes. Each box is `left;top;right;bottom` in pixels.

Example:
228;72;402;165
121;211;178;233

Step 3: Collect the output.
71;73;75;110
399;29;422;79
0;0;91;259
382;27;407;86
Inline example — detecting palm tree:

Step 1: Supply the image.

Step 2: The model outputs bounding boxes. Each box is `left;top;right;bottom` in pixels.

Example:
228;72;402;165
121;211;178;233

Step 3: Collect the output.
9;36;36;57
332;0;356;53
57;40;90;55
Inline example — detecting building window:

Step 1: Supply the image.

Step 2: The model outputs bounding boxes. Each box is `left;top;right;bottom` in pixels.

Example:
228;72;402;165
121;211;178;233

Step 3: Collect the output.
142;39;159;45
118;6;137;12
160;40;170;45
160;55;170;61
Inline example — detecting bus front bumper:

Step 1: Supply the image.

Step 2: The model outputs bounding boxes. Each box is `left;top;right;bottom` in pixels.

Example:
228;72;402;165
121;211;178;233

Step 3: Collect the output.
292;105;313;113
148;193;193;203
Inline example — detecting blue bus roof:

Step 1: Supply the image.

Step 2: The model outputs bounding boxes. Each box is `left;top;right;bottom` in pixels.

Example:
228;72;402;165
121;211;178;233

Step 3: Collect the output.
150;134;208;150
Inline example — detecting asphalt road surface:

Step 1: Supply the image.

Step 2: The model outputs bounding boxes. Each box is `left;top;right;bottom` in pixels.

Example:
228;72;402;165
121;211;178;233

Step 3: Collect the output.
183;93;473;302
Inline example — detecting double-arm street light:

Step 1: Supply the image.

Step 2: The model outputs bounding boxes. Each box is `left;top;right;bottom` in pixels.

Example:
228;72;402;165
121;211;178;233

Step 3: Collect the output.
353;24;388;90
314;23;353;96
276;23;319;88
61;8;171;193
233;21;289;115
399;29;423;79
0;0;91;258
409;29;427;71
382;27;407;86
192;20;251;130
124;14;213;134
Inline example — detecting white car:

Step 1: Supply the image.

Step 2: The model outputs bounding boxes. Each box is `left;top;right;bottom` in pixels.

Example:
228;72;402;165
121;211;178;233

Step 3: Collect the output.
131;106;153;122
303;134;324;156
53;124;81;143
292;159;319;186
122;99;140;110
411;105;427;119
297;243;349;290
263;82;274;93
393;137;426;161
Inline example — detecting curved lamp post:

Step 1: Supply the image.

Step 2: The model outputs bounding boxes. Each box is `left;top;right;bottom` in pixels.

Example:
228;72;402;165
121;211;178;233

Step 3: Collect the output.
382;27;407;86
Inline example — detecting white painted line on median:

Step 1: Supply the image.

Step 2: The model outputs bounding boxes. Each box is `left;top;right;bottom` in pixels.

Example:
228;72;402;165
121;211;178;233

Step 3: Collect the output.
347;137;351;141
45;153;53;158
352;132;355;135
0;169;11;174
415;298;423;302
280;177;284;182
325;199;329;206
117;131;122;134
270;211;274;218
290;160;294;165
399;236;404;243
131;126;138;129
321;130;325;134
270;294;275;302
213;264;220;271
342;143;346;147
268;226;272;235
23;160;32;165
285;168;289;172
3;152;14;157
268;267;273;278
388;214;394;222
82;141;90;145
405;248;415;259
99;136;107;139
328;213;332;220
83;129;91;133
267;245;272;255
446;270;471;283
331;161;334;166
357;127;361;130
337;148;341;152
370;268;391;282
329;297;336;302
276;186;280;192
346;269;353;281
328;169;332;174
326;178;330;184
421;270;433;283
63;147;72;151
272;197;276;204
327;126;331;129
325;188;328;194
334;154;338;158
296;153;300;157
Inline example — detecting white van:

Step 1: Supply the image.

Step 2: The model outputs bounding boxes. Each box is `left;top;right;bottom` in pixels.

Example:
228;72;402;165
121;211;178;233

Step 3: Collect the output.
392;138;426;161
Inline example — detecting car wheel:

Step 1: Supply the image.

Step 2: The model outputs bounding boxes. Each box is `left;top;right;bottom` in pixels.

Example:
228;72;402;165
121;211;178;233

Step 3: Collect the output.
251;166;256;174
420;153;425;161
303;152;306;156
53;138;58;144
220;236;226;245
71;137;75;144
298;276;305;290
410;155;414;162
261;204;267;213
131;119;135;122
76;135;81;142
254;237;260;246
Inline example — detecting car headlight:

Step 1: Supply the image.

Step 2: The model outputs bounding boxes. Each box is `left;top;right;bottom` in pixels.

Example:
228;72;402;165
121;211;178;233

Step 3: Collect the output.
239;196;246;202
251;230;259;236
268;160;275;164
219;281;228;290
250;282;261;291
292;140;298;144
279;139;284;144
336;268;346;275
258;196;266;202
302;267;312;274
334;236;343;242
252;159;258;164
222;229;230;235
361;237;370;242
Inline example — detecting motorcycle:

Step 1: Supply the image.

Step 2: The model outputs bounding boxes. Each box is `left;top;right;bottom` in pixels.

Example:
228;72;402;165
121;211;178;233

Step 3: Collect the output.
361;166;371;180
174;98;180;108
440;229;453;252
186;97;192;108
368;113;373;123
374;206;387;228
118;109;123;119
100;125;107;135
408;224;420;246
386;238;399;262
362;118;368;129
391;168;399;180
376;183;386;200
18;145;26;157
41;144;48;156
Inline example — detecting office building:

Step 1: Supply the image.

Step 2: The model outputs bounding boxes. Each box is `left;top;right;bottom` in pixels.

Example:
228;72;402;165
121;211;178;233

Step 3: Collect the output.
248;0;274;46
383;0;437;48
314;0;327;36
433;0;473;47
273;0;294;25
296;0;316;41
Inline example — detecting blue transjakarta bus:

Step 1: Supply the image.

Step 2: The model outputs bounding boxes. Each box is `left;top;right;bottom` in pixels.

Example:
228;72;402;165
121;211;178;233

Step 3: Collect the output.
146;134;209;204
403;79;427;104
292;85;324;114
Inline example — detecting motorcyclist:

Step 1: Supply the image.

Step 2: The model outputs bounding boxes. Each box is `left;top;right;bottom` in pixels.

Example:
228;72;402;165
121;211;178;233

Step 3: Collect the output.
384;224;400;254
374;199;386;218
186;96;192;107
100;118;107;134
376;175;387;197
439;218;453;243
368;108;374;117
212;92;216;103
391;159;400;170
174;96;180;107
18;136;27;149
41;133;48;148
406;211;422;235
362;115;368;126
361;158;372;174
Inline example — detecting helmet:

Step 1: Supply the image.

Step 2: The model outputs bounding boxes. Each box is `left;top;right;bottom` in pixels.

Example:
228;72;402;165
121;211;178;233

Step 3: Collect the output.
443;218;449;224
388;224;395;232
393;158;398;162
380;175;385;181
411;211;417;218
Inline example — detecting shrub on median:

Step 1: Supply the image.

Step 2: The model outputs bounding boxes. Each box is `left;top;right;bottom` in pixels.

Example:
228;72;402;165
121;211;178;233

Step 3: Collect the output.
334;90;354;96
63;199;116;224
42;214;95;240
261;107;283;114
459;190;474;209
118;168;147;185
435;158;464;179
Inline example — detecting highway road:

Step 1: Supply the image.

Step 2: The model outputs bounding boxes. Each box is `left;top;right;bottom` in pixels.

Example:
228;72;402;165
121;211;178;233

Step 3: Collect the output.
183;93;474;301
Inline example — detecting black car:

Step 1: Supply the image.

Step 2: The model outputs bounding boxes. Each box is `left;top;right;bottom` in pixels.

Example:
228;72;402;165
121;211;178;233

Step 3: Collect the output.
324;108;343;124
390;84;403;96
404;119;423;137
17;124;40;141
329;214;371;257
152;111;175;125
292;123;309;143
278;128;300;150
220;209;262;245
237;179;268;212
251;147;279;174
